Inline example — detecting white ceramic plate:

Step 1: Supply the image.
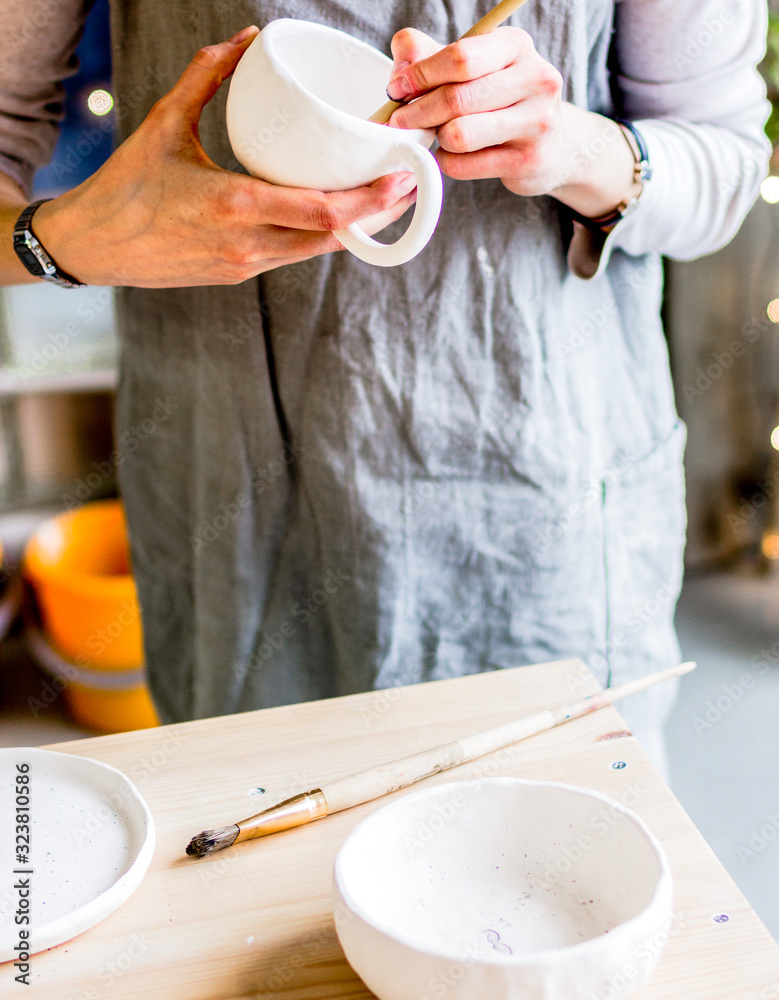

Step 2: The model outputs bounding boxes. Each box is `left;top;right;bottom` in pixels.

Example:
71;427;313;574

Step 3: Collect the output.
0;747;155;962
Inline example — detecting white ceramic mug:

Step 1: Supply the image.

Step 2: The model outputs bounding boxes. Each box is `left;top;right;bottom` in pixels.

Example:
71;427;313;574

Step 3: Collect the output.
226;19;443;268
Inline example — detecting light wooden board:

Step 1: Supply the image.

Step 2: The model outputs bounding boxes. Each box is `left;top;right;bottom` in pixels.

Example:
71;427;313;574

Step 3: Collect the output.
9;660;779;999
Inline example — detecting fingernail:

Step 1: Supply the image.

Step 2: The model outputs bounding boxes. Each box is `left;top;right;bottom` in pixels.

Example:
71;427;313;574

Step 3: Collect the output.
386;74;413;102
396;172;417;195
229;25;259;45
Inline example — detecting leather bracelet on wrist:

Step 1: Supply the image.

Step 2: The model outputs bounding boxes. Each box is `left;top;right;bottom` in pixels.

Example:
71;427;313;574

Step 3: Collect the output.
12;199;85;288
567;119;653;233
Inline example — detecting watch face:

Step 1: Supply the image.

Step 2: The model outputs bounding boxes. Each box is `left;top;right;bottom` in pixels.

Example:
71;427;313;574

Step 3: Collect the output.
13;207;83;287
13;229;46;277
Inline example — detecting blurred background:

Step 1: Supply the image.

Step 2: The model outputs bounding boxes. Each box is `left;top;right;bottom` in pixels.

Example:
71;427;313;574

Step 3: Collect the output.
0;0;777;941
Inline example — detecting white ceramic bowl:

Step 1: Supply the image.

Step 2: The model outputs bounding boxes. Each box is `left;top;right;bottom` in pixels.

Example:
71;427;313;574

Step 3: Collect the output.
333;778;673;1000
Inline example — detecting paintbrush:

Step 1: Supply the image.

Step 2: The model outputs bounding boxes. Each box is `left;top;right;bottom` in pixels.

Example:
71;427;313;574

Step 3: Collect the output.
368;0;531;125
185;660;695;858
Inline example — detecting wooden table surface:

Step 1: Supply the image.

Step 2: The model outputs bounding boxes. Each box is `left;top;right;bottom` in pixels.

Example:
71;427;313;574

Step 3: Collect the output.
15;660;779;999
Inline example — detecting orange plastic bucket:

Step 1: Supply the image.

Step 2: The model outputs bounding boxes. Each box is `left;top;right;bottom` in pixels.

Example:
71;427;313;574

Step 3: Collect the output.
25;623;158;733
23;499;158;732
68;685;158;733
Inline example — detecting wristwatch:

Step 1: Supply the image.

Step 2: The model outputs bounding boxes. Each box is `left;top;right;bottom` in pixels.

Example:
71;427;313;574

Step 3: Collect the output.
12;199;85;288
567;119;653;233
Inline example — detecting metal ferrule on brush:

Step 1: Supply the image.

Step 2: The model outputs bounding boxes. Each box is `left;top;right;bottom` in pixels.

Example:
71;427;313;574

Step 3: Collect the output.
234;789;329;844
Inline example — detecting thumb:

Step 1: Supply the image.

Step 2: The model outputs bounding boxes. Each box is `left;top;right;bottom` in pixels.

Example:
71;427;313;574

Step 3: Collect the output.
170;26;260;123
389;28;442;77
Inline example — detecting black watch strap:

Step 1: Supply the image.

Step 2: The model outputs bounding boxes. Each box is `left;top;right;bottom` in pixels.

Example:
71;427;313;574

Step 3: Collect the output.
567;119;653;233
12;199;85;288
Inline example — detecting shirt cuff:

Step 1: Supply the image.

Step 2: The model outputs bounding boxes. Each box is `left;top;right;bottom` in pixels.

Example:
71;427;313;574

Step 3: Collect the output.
566;182;660;281
566;120;665;280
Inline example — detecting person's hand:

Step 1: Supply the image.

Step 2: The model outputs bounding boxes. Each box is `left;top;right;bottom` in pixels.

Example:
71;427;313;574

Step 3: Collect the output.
33;26;418;287
386;28;640;219
387;28;565;196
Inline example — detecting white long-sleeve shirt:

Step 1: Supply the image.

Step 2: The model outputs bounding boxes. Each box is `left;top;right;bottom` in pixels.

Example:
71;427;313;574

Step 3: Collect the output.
579;0;772;278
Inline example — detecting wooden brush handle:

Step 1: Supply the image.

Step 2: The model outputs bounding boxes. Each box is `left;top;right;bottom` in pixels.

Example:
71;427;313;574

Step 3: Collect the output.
322;661;696;813
322;711;551;812
461;0;532;37
207;660;695;855
368;0;530;125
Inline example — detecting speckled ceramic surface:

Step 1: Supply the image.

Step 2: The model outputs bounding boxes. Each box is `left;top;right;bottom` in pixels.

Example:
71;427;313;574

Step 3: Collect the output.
225;18;443;266
0;748;155;962
333;778;673;1000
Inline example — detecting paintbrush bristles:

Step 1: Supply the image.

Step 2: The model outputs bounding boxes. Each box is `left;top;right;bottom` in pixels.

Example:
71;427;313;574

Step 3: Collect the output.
186;824;240;858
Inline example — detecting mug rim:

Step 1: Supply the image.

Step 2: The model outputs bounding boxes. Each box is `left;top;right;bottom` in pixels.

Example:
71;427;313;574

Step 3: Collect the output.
260;18;399;136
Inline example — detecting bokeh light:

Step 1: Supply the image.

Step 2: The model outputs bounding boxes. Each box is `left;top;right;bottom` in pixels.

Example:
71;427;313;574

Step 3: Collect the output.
87;88;114;116
761;532;779;560
771;426;779;451
760;176;779;204
768;299;779;324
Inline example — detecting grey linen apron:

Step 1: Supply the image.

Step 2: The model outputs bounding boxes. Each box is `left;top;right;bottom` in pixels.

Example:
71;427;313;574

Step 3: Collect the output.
110;0;686;763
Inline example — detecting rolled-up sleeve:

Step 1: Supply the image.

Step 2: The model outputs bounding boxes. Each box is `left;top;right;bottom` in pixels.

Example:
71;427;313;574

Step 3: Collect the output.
0;0;94;196
572;0;772;279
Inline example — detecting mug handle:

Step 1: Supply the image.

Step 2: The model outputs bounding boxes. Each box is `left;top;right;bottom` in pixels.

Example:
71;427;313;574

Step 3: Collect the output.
334;140;443;268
